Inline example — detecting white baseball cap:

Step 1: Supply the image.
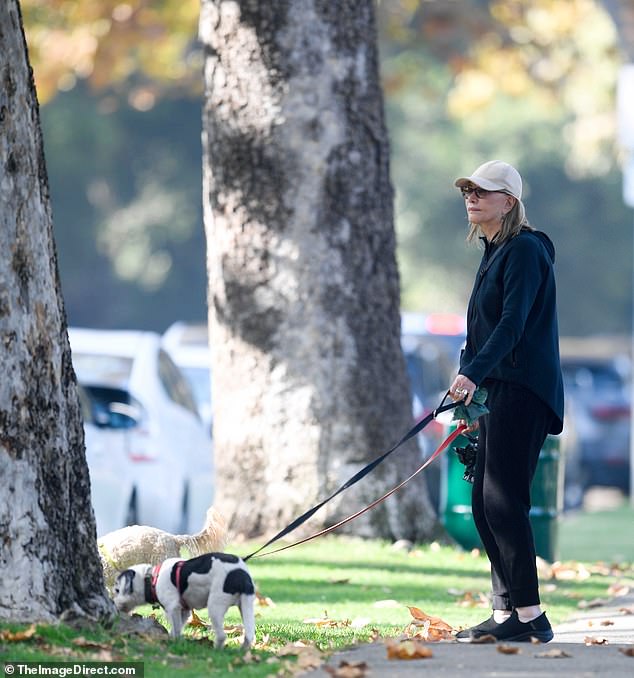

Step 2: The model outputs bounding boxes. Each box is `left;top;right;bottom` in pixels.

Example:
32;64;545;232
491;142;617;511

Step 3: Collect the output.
455;160;522;200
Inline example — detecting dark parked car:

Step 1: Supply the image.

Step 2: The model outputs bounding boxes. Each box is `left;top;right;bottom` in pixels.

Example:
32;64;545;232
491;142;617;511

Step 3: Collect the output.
561;357;631;508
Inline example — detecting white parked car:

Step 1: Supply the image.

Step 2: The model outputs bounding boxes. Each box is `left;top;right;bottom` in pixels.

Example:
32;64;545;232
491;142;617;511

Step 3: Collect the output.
69;327;215;536
162;322;213;434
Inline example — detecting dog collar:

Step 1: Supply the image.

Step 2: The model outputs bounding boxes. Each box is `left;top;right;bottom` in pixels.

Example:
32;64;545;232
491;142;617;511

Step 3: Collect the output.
144;564;161;605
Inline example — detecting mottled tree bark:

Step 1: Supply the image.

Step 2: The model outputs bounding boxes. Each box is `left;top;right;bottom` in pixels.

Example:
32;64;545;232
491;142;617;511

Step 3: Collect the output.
200;0;437;541
0;0;113;622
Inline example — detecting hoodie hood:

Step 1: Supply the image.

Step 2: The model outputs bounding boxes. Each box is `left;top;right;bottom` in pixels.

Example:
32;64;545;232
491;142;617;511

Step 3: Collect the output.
532;230;555;263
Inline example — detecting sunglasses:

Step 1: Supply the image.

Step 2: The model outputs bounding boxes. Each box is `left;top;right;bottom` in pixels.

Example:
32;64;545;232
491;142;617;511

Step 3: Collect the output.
460;186;500;199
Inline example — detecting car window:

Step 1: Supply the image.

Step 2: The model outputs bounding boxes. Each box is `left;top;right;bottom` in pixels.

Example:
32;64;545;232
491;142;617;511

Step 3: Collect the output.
72;353;133;386
562;363;623;391
158;349;200;417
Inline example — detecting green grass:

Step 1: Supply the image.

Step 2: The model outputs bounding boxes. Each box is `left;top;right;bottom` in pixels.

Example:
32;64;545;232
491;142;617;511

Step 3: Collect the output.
2;529;632;677
559;503;634;563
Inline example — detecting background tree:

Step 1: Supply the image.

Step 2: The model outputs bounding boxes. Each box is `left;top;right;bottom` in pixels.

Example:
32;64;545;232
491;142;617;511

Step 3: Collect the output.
19;0;634;337
199;0;436;540
0;0;112;622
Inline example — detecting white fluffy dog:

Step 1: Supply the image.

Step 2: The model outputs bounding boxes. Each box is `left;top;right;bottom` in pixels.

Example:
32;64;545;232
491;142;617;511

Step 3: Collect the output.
113;552;256;649
98;506;227;589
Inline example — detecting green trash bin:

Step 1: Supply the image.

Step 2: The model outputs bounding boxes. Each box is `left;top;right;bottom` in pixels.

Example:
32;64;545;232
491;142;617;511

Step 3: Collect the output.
440;431;482;550
441;431;563;561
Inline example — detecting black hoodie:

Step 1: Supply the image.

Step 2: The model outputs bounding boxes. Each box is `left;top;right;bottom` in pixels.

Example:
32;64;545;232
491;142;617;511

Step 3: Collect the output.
459;228;564;434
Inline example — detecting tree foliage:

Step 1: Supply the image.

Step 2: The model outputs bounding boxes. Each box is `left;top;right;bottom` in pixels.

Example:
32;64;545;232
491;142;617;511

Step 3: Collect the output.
20;0;634;336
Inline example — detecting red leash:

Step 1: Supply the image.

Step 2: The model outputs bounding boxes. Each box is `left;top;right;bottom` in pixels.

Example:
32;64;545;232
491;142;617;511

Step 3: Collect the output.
249;424;467;559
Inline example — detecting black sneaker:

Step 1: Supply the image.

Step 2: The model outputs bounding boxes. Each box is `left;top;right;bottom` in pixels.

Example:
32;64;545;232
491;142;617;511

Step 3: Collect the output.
455;614;503;641
456;611;553;643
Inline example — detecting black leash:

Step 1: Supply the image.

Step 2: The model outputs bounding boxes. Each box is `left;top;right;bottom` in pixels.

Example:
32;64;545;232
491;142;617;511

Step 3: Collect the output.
243;392;460;561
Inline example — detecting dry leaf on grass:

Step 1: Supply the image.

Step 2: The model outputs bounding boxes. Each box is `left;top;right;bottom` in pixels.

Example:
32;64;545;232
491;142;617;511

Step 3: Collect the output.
497;644;521;654
72;637;113;651
607;583;631;597
0;624;37;642
303;614;350;628
535;648;572;658
405;606;454;641
584;636;609;645
324;660;368;677
455;591;490;608
329;577;351;585
385;638;433;660
551;561;591;581
255;591;276;607
578;598;609;609
187;610;210;628
619;647;634;657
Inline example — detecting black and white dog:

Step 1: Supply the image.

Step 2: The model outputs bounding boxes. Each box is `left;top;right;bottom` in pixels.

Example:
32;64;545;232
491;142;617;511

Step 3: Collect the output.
113;552;255;648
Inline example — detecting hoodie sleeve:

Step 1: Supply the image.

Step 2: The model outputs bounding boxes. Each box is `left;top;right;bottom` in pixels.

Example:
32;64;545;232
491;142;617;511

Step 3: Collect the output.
460;235;549;386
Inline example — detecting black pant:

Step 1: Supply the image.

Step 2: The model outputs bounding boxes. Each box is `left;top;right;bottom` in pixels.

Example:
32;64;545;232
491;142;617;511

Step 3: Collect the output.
472;379;553;610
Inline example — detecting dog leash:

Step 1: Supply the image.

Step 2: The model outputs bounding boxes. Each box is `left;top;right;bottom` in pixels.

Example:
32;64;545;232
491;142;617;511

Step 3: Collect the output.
243;392;463;561
247;423;468;559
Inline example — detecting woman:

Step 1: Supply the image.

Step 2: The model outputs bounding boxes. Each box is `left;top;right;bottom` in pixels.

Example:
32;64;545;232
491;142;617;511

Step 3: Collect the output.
449;160;564;643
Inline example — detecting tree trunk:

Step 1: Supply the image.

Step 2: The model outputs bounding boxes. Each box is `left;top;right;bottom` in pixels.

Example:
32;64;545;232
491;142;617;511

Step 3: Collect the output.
0;0;113;622
200;0;437;542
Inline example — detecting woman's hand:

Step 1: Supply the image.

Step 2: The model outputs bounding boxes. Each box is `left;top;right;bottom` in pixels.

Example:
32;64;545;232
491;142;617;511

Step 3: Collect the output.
449;374;477;406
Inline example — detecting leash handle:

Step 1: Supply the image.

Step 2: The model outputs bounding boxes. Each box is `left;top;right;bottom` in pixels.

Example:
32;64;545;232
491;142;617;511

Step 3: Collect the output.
243;393;461;561
250;424;468;559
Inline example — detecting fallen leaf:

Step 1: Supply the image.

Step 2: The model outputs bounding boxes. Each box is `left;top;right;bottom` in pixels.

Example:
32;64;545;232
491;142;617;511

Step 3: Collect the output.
72;637;113;651
578;598;609;609
551;561;591;581
455;591;490;608
607;583;631;597
385;638;433;660
497;644;521;654
187;610;210;628
325;660;368;677
619;607;634;615
600;620;615;626
368;628;382;642
619;647;634;657
584;636;609;645
255;591;276;607
405;607;454;641
329;578;351;585
278;640;318;656
302;614;350;628
535;648;572;658
0;624;37;642
295;646;324;670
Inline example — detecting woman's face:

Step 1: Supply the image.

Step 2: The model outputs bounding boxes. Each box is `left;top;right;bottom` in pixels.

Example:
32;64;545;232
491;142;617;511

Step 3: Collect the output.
462;186;515;230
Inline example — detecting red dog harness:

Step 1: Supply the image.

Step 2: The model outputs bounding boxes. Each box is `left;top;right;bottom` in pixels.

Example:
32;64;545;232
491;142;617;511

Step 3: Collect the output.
144;561;189;610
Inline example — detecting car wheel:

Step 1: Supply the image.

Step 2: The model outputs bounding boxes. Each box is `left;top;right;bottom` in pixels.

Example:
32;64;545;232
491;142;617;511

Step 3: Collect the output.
125;488;139;526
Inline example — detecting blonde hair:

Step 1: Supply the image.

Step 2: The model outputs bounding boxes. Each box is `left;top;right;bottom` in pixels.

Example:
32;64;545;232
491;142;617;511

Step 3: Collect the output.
466;196;533;245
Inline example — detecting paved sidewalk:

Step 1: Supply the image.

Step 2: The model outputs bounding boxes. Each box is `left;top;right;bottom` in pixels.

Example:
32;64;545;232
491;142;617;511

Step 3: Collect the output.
301;593;634;677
